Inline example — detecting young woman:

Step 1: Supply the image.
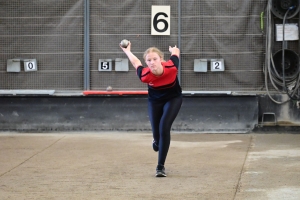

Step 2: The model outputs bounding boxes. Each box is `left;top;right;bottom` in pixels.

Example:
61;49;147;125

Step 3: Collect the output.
120;41;182;177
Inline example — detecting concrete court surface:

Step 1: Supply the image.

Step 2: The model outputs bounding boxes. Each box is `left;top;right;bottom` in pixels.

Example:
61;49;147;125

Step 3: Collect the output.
0;132;299;200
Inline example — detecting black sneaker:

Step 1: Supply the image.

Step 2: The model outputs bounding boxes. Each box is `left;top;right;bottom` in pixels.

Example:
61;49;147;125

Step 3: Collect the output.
152;139;159;152
156;164;166;177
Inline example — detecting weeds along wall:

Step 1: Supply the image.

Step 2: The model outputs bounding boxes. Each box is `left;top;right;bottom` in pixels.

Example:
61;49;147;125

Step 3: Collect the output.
0;0;267;93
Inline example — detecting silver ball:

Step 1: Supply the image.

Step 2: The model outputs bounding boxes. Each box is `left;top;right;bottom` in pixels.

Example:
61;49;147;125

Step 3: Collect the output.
106;86;113;91
120;39;129;48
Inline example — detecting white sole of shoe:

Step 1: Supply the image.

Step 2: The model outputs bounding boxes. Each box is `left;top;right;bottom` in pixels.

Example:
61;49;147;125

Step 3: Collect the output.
155;172;167;177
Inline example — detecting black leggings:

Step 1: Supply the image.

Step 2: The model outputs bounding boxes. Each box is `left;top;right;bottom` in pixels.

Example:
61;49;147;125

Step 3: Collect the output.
148;95;182;166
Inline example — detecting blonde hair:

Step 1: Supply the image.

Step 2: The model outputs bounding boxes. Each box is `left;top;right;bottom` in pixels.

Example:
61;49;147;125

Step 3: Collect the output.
143;47;164;61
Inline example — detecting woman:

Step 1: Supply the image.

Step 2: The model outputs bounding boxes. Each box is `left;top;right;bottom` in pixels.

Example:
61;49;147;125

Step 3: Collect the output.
120;41;182;177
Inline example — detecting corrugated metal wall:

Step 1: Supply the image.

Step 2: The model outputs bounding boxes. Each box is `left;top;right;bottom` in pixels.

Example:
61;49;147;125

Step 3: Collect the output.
0;0;269;92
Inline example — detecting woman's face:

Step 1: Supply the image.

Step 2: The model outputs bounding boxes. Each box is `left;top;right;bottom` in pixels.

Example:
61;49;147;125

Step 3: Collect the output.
145;52;163;74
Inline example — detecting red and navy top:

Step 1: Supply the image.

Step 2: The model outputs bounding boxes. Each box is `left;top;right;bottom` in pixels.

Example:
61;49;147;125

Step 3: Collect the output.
137;55;182;102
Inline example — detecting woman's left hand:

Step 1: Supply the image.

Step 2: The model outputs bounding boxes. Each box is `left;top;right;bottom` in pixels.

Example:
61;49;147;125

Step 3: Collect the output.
169;45;180;57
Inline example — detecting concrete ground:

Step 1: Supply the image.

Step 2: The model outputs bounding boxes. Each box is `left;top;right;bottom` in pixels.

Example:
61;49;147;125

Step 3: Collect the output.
0;132;299;200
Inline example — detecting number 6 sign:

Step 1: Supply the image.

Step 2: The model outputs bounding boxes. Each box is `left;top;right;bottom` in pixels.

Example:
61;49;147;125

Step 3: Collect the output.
151;6;170;35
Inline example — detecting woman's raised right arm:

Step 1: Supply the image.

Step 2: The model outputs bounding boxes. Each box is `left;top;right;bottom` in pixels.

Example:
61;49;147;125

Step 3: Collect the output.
120;42;142;69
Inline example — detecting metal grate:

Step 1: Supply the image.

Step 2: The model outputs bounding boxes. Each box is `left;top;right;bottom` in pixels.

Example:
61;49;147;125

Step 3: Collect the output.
89;0;179;90
181;0;267;91
0;0;283;93
0;0;84;91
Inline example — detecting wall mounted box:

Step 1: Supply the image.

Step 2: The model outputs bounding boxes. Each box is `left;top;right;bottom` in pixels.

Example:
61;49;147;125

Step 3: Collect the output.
115;58;129;71
194;59;208;72
7;59;21;72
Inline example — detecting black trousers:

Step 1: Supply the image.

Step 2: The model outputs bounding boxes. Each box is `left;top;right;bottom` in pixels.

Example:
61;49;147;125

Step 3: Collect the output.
148;95;183;166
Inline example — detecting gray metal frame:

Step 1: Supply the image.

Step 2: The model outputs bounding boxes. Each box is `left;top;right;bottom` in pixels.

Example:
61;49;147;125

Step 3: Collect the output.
84;0;90;90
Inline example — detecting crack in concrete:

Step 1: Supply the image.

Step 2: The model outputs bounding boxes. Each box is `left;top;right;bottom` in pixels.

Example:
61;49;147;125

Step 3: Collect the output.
233;134;254;200
0;135;65;178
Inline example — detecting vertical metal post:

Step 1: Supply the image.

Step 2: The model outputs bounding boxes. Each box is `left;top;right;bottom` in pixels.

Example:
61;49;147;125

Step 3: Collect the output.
84;0;90;90
178;0;181;84
298;0;300;98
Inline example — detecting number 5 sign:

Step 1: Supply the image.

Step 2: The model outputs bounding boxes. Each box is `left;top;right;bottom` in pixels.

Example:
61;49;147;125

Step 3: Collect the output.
98;59;112;71
151;6;170;35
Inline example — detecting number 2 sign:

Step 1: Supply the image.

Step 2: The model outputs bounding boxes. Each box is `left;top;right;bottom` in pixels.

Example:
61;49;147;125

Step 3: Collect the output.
151;6;170;35
211;59;225;72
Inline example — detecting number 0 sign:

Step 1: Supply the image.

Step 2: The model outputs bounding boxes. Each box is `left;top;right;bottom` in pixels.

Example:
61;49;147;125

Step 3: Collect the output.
24;59;37;72
151;6;170;35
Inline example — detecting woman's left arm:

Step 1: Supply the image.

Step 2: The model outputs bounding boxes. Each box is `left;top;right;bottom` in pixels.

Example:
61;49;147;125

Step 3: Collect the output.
169;45;180;68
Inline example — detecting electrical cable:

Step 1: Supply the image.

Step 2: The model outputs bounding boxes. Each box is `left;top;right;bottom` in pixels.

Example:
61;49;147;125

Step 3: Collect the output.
264;0;300;104
265;0;289;104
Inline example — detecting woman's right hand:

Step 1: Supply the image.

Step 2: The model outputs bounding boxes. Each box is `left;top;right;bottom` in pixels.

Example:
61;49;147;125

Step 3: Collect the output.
119;41;142;69
120;41;131;52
